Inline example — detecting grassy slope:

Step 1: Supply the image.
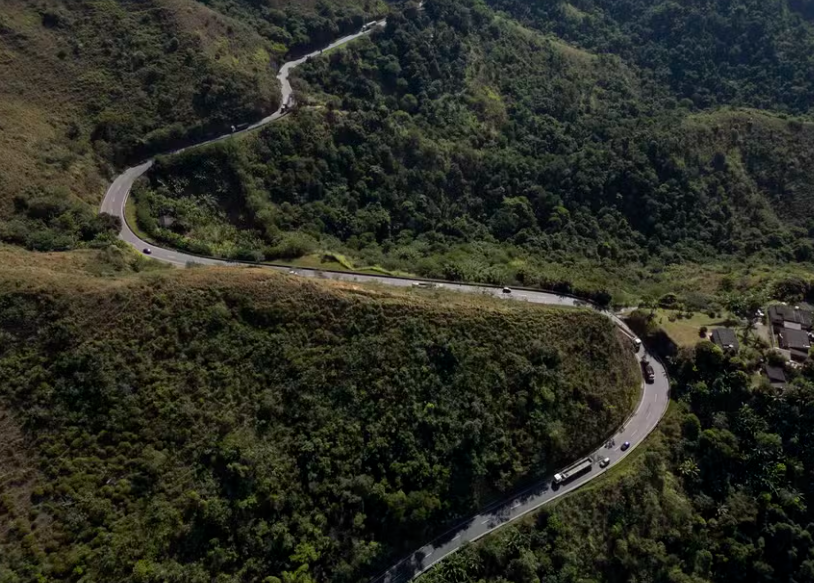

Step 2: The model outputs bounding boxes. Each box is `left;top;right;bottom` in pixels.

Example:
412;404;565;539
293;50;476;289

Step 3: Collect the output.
0;242;170;278
0;0;281;216
0;262;639;582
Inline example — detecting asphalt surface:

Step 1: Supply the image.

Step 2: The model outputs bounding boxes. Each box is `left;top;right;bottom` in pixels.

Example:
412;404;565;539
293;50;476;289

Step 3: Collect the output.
100;18;671;583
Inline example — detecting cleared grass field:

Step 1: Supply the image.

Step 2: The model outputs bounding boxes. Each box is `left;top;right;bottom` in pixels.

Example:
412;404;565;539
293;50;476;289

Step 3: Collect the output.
653;309;733;347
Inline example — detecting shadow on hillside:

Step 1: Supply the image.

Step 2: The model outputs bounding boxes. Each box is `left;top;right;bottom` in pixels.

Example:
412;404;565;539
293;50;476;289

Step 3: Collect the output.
372;479;555;583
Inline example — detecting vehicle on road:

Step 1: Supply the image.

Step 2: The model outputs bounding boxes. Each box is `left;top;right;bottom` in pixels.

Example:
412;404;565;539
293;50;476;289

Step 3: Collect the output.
413;282;438;289
553;458;592;485
641;356;655;383
621;441;631;451
502;286;512;294
633;337;642;350
97;24;673;578
599;457;610;468
143;247;152;255
361;21;377;31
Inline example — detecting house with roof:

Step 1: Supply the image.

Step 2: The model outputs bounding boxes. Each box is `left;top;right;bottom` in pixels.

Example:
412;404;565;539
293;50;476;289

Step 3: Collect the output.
764;364;787;388
711;328;739;352
778;327;811;361
768;305;813;332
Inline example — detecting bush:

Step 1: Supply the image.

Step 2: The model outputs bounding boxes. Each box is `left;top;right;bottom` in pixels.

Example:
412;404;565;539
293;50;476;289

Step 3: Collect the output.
658;293;680;308
264;232;318;260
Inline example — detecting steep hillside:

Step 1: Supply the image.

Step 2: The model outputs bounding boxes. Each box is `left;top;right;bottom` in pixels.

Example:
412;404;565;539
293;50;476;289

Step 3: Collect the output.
0;0;382;251
485;0;814;113
422;343;814;583
132;0;814;299
0;264;639;582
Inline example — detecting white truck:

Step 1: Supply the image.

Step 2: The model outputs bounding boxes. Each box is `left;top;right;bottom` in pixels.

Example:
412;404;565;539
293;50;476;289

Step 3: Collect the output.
553;458;592;485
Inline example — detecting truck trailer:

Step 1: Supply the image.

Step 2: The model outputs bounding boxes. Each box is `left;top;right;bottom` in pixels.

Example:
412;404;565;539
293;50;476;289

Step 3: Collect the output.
641;356;655;383
553;458;592;485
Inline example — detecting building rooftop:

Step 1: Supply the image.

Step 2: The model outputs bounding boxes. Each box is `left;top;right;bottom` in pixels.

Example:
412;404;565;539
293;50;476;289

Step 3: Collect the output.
764;364;787;384
769;305;812;328
711;328;739;351
780;327;811;350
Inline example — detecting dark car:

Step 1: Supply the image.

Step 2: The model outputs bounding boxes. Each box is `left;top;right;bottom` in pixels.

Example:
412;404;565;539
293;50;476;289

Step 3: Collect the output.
143;247;152;255
621;441;631;451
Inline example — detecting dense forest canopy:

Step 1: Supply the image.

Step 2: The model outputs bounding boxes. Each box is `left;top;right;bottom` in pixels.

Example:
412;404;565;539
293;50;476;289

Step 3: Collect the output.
134;0;814;300
0;267;638;582
485;0;814;113
421;342;814;583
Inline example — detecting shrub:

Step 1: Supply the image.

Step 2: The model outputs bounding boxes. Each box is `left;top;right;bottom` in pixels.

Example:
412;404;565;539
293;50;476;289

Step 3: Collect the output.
264;232;318;260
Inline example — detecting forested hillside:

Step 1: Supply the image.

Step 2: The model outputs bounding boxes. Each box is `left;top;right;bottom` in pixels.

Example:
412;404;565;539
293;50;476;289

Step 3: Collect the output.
0;0;382;251
422;343;814;583
486;0;814;113
132;0;814;299
0;266;638;582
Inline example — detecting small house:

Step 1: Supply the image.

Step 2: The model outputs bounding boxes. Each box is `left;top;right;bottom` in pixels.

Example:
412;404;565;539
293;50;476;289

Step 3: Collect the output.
711;328;739;352
778;327;811;361
764;364;787;388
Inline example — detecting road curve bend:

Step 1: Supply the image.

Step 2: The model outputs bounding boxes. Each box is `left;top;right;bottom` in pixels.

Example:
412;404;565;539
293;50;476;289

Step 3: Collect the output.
99;19;671;583
100;20;387;266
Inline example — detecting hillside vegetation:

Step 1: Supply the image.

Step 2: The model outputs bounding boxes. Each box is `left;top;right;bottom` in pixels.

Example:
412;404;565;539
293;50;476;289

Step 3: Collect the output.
133;0;814;300
0;265;638;582
422;343;814;583
0;0;382;252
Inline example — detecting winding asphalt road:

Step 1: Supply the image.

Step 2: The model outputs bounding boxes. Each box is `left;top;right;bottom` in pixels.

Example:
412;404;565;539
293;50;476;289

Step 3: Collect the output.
100;19;671;583
100;20;387;259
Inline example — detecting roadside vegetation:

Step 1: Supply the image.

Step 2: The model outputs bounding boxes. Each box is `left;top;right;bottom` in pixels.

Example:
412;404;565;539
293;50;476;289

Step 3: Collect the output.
0;265;638;582
422;339;814;583
133;0;814;303
0;0;383;252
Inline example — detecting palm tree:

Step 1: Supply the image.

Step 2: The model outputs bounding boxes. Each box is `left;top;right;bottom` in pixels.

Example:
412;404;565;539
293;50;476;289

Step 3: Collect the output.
742;317;757;346
640;295;657;319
